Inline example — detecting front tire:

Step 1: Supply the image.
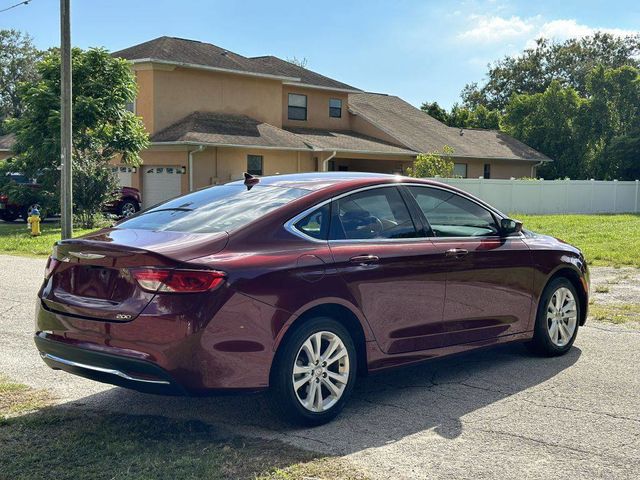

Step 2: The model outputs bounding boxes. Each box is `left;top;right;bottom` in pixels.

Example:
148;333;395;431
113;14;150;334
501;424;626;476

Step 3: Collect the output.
529;277;580;356
269;317;357;426
118;200;138;218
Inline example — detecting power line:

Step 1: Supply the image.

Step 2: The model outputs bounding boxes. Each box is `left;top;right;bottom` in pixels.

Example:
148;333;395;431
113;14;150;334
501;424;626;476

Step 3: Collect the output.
0;0;32;14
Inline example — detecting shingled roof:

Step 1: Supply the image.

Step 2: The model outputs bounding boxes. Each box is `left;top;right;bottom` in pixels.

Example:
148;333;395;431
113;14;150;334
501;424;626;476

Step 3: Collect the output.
0;133;15;151
349;93;551;162
114;36;359;91
285;127;416;155
250;56;359;91
150;111;310;150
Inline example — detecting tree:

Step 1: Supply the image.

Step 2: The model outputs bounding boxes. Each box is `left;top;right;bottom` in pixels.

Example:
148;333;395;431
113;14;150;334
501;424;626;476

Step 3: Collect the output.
462;33;640;111
420;101;449;123
421;101;501;129
285;56;308;68
8;47;149;226
598;127;640;180
0;29;42;132
501;80;589;179
406;146;455;178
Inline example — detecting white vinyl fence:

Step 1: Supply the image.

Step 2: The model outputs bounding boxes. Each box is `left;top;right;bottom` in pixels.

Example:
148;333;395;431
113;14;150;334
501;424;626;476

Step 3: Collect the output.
429;178;640;215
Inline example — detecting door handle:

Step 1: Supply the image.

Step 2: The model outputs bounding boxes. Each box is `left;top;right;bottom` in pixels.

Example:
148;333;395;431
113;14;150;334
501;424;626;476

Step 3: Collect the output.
349;254;379;265
445;248;469;258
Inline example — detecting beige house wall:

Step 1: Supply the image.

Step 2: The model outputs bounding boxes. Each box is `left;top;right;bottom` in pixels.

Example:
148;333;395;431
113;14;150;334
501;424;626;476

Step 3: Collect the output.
452;157;538;179
134;68;155;134
215;147;314;184
0;152;12;162
282;86;350;130
135;64;284;134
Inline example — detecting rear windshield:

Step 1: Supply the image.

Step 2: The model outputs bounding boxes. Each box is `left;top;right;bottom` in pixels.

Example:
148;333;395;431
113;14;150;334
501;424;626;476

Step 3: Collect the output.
118;184;308;233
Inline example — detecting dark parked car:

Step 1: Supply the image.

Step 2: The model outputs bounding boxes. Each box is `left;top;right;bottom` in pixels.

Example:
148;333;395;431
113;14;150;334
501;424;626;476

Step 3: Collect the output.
0;173;141;221
35;172;589;425
104;186;141;218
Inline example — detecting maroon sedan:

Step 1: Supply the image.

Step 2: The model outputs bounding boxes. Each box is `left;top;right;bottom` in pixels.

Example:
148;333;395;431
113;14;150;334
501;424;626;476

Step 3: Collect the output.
35;173;589;425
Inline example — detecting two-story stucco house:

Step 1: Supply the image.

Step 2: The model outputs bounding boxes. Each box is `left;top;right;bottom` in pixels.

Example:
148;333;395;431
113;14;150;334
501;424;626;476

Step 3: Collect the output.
111;37;551;207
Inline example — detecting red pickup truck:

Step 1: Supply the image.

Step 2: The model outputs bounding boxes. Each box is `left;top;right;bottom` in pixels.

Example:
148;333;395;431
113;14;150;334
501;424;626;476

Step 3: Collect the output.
0;174;142;222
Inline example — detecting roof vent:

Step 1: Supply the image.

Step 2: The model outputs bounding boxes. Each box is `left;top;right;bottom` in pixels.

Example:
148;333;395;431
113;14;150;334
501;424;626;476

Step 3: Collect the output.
221;50;229;56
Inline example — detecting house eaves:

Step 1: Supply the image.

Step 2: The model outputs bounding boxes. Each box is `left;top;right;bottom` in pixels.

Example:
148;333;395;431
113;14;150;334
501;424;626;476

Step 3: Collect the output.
282;82;362;94
129;58;302;82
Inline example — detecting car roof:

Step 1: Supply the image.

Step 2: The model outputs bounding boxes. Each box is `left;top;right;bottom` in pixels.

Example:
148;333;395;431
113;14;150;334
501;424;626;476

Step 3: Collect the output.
227;172;447;193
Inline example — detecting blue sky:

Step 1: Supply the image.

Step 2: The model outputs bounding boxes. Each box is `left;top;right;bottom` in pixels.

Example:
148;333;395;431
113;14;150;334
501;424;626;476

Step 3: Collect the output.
2;0;639;108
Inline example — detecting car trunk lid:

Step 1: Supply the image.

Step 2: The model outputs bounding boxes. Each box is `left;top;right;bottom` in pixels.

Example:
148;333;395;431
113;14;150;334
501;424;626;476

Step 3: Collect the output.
40;228;228;321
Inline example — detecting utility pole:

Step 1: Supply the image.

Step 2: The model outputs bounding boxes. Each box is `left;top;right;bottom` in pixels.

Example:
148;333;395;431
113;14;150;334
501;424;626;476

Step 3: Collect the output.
60;0;73;239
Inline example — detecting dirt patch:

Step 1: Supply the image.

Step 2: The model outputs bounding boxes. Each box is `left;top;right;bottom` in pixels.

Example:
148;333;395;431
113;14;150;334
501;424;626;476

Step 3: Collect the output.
588;266;640;329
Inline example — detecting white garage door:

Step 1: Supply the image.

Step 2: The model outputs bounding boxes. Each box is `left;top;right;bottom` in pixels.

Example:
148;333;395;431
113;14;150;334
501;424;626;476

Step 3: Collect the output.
142;166;183;208
111;166;133;187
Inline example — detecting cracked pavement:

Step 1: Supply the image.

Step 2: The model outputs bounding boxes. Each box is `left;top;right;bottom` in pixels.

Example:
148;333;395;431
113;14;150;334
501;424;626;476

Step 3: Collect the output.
1;254;639;479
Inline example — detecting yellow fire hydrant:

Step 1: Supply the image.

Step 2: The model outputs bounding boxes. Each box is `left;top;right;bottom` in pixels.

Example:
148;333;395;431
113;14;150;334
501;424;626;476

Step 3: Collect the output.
27;207;41;237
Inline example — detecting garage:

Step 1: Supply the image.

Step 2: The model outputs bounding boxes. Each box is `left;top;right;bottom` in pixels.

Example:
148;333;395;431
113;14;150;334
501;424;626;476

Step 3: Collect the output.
111;166;134;187
142;166;183;208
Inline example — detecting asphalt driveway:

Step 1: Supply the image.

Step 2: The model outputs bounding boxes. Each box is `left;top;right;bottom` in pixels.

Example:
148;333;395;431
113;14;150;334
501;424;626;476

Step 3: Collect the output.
1;254;639;479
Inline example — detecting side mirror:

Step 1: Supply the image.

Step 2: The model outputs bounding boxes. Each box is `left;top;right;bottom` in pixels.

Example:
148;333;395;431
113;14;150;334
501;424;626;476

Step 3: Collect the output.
500;217;523;235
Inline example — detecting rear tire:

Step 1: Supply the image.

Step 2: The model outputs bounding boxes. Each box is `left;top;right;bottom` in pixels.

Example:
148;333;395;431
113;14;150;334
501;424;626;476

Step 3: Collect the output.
269;317;357;426
528;277;580;356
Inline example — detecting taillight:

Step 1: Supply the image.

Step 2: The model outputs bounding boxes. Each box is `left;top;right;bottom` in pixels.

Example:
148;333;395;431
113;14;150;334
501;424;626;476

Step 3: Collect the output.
131;268;226;293
44;256;60;279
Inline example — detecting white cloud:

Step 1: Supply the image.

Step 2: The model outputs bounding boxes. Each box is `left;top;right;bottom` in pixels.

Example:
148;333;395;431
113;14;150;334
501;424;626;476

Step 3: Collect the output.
458;14;536;43
458;14;638;47
533;19;638;45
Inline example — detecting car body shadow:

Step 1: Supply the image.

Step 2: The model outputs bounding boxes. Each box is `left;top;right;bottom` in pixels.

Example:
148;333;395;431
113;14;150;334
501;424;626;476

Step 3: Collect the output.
55;342;582;455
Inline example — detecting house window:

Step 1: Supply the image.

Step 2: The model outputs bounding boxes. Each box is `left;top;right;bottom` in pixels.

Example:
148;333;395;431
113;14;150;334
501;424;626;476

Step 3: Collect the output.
125;99;135;113
288;93;307;120
247;155;263;176
329;98;342;118
453;163;468;178
327;160;336;171
483;163;491;179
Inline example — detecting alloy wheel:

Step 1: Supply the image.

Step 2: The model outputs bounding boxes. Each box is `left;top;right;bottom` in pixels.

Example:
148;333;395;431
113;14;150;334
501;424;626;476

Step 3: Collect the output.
121;202;137;217
546;287;578;347
292;331;350;413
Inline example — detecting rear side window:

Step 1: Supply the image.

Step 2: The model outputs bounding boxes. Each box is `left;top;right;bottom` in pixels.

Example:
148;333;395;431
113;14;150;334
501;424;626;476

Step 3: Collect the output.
330;187;418;240
406;186;499;237
118;185;308;233
294;204;330;240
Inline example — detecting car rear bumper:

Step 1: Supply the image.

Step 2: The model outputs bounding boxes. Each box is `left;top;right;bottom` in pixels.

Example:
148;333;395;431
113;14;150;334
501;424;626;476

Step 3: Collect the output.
34;333;187;395
34;292;281;393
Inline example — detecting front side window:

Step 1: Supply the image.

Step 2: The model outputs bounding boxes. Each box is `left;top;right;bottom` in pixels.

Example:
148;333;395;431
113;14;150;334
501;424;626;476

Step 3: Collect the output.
329;98;342;118
330;187;418;240
407;186;498;238
288;93;307;120
247;155;263;176
118;184;307;234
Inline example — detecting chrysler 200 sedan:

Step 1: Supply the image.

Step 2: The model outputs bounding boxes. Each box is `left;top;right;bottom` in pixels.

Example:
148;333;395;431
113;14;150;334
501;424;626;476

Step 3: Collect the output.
35;172;589;425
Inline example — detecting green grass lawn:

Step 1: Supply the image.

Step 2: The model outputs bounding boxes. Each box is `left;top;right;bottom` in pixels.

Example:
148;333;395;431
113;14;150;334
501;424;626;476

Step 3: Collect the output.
517;214;640;268
0;377;367;480
1;214;638;268
0;222;96;257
